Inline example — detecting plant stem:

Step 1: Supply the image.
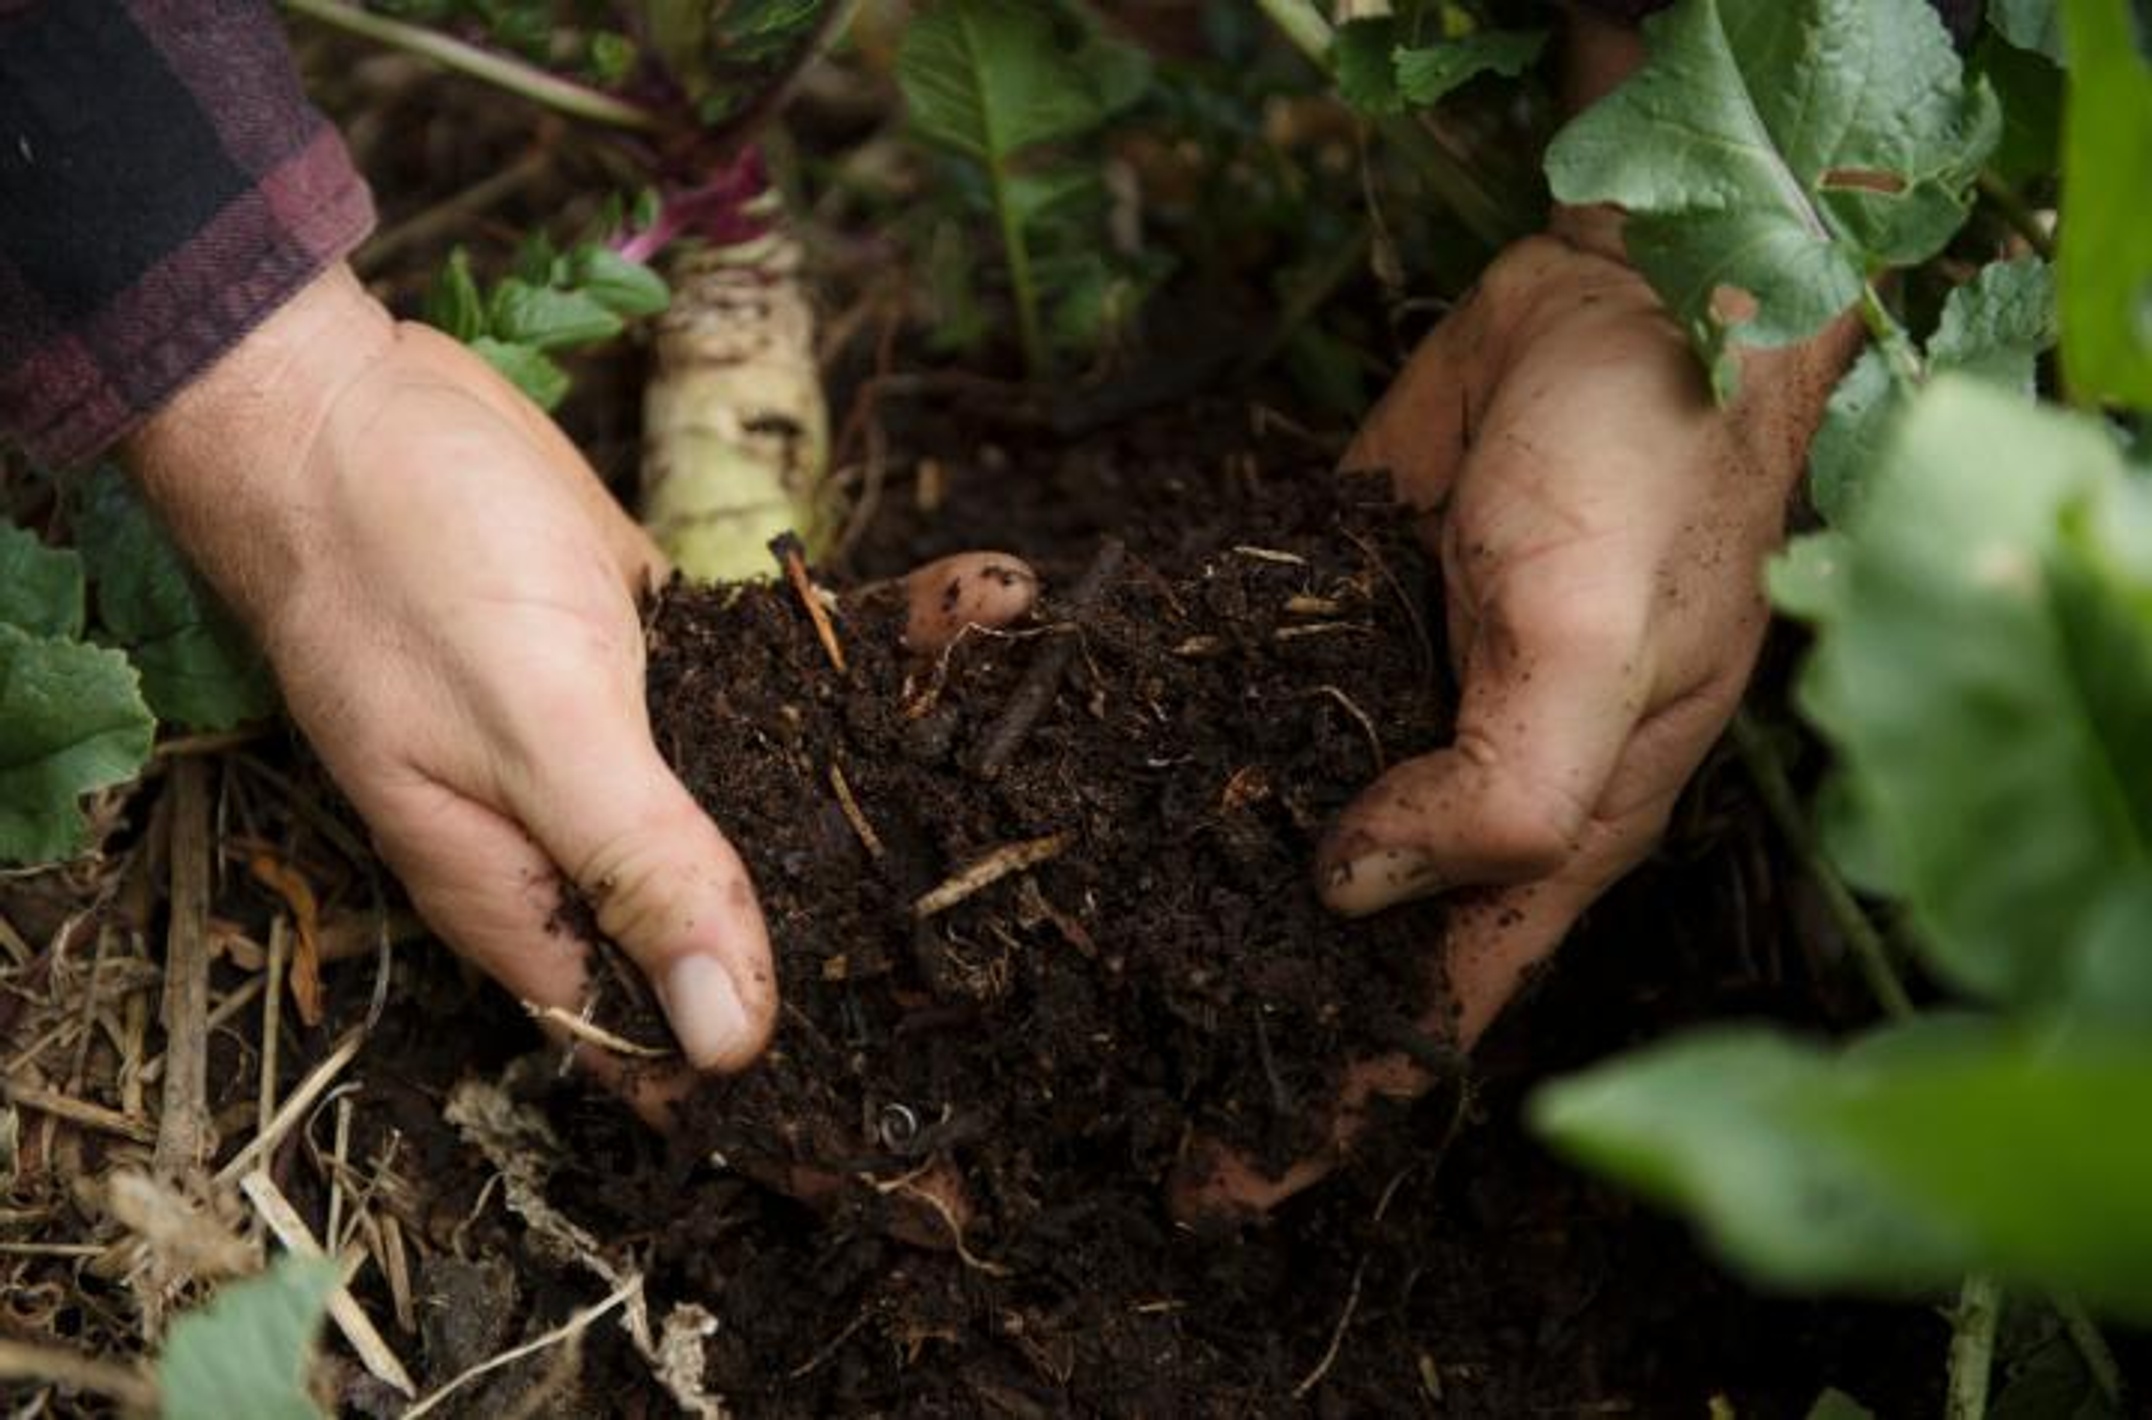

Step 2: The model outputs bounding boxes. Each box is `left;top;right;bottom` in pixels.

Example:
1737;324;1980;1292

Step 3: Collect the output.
1947;1274;2003;1419
1858;281;1926;393
1730;712;1916;1022
1252;0;1523;250
2052;1291;2127;1405
282;0;666;134
988;157;1049;379
1976;170;2058;262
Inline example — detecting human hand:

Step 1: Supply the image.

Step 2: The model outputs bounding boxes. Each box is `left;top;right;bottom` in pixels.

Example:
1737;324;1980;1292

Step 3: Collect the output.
1178;229;1859;1214
126;264;779;1092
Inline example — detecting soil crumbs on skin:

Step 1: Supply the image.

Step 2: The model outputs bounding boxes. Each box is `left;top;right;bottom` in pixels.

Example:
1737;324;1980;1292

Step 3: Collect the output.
304;421;1945;1418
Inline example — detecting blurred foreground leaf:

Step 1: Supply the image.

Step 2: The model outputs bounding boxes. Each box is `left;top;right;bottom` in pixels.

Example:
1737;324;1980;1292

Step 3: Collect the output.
158;1255;339;1420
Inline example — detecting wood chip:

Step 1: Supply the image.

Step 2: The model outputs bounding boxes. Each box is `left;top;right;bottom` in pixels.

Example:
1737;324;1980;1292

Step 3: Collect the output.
913;833;1074;919
5;1083;156;1145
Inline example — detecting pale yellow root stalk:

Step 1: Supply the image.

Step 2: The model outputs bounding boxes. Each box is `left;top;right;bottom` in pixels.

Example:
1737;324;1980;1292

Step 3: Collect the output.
641;197;832;582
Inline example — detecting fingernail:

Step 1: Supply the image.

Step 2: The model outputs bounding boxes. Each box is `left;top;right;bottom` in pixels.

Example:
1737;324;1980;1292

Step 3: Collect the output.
1321;847;1442;918
659;955;753;1069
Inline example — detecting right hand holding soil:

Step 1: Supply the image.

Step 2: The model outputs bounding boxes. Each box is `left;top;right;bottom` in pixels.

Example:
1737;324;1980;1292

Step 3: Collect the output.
1179;229;1858;1216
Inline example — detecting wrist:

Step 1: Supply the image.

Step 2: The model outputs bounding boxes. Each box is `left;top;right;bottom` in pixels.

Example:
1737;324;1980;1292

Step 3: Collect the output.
122;264;395;627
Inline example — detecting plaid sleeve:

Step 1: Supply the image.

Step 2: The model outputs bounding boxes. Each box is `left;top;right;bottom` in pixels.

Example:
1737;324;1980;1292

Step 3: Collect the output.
0;0;375;468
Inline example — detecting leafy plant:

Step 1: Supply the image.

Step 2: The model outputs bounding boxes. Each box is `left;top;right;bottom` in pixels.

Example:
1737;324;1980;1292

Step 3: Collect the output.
425;238;670;410
156;1255;340;1420
1331;9;1545;116
1524;0;2152;1406
895;0;1154;376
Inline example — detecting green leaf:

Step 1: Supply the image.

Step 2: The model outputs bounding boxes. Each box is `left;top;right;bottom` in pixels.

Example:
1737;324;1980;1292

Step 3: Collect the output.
74;468;275;732
0;624;154;864
1810;258;2056;522
588;30;637;86
0;523;84;639
158;1255;339;1420
897;0;1104;163
486;280;625;351
1547;0;1999;393
1805;1388;1877;1420
1395;30;1546;106
471;337;571;411
1333;17;1404;113
1993;0;2069;61
424;248;485;342
1975;34;2066;183
1530;1023;2152;1320
1784;378;2150;1005
569;245;670;318
2059;0;2152;408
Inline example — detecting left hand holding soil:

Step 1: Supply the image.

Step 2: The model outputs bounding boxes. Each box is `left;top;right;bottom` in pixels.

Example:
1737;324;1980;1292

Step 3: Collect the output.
124;263;785;1084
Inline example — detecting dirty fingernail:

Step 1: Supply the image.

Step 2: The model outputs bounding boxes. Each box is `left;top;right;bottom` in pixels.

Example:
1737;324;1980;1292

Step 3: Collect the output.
660;955;753;1070
1321;847;1443;918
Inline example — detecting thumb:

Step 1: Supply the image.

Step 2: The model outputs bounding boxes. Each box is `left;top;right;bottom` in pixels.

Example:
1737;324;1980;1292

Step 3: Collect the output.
1319;585;1651;917
511;731;779;1073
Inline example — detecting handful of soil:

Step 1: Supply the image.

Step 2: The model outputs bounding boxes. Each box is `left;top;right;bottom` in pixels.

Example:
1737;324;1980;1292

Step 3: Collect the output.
642;468;1452;1249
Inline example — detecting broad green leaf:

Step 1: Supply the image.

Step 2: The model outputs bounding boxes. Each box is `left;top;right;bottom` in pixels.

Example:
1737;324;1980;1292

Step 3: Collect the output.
424;248;484;342
1810;258;2056;521
1333;18;1404;113
1993;0;2069;61
1395;30;1546;106
2059;0;2152;408
1530;1024;2152;1319
1787;378;2149;1005
472;338;572;411
1547;0;1998;395
486;280;625;351
0;523;84;639
74;469;275;732
897;0;1104;164
158;1255;339;1420
0;624;154;864
1975;35;2066;183
569;245;670;318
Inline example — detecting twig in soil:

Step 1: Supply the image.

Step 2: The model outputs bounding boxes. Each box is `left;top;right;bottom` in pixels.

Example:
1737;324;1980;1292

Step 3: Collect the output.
239;1170;416;1397
971;538;1127;780
1341;526;1437;690
155;757;214;1177
787;1311;875;1381
1308;684;1386;774
771;532;848;674
0;1339;155;1411
913;833;1074;919
260;917;287;1149
215;1029;365;1187
827;763;886;860
403;1275;641;1419
138;975;266;1084
867;1167;1011;1277
325;1093;354;1254
1231;545;1307;566
524;1002;677;1060
1272;621;1372;642
2;1084;156;1146
1293;1165;1417;1401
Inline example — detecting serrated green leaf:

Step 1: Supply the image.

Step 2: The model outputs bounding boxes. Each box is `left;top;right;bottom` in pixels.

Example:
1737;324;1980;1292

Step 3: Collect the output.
424;247;485;342
1994;0;2070;61
1789;378;2150;1005
1530;1022;2152;1320
2059;0;2152;408
1395;30;1545;106
158;1255;339;1420
1810;258;2056;521
569;245;670;318
1547;0;1999;391
0;523;84;639
75;468;275;732
0;624;154;864
897;0;1104;163
486;280;625;351
472;337;572;411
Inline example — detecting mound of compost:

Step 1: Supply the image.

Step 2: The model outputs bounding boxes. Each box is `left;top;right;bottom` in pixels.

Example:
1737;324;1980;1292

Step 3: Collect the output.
642;467;1452;1238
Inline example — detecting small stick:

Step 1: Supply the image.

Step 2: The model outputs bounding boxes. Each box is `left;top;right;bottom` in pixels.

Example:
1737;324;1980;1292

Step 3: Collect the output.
239;1170;416;1397
1232;545;1307;565
1309;684;1386;774
1293;1166;1416;1400
913;833;1073;919
402;1276;638;1419
972;538;1126;780
138;976;267;1084
260;917;288;1147
155;757;214;1177
216;1029;365;1186
523;1003;676;1059
828;763;886;860
325;1093;354;1252
372;1210;418;1334
0;1339;155;1410
770;533;848;674
4;1084;156;1145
